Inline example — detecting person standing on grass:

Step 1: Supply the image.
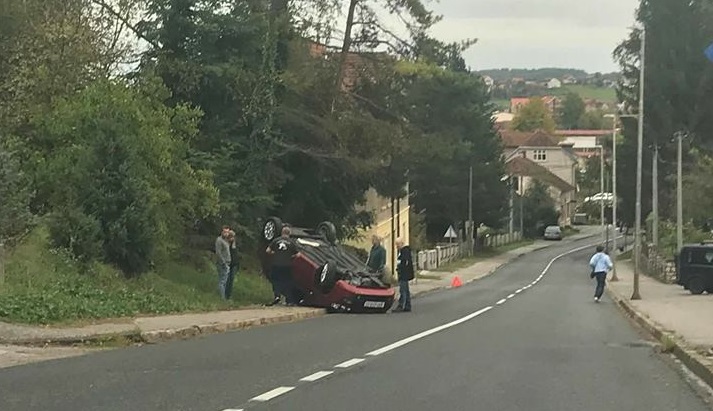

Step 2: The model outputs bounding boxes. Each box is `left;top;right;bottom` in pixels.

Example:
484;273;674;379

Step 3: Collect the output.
215;226;232;299
393;238;414;312
589;245;613;303
266;226;301;306
224;230;239;300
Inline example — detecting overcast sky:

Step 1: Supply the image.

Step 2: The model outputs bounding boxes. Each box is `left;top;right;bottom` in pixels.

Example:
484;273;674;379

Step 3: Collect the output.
427;0;640;73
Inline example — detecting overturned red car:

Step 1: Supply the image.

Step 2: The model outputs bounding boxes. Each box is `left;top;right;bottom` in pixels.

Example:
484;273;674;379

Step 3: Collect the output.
258;217;395;313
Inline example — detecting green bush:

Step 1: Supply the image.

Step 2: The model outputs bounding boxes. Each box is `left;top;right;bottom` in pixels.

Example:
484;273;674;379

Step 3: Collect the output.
33;80;218;276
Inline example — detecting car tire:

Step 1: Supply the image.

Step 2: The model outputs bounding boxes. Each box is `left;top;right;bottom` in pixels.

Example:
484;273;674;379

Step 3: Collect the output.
316;221;337;245
315;262;338;293
689;276;705;295
263;217;283;242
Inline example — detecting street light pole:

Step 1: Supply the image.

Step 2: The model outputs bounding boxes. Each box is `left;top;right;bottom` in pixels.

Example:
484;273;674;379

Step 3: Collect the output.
632;26;646;301
600;144;605;244
676;132;684;253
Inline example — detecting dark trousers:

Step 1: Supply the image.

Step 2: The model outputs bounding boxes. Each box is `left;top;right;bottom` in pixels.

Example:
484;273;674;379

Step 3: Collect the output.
271;266;297;304
398;279;411;309
594;271;607;299
225;264;238;299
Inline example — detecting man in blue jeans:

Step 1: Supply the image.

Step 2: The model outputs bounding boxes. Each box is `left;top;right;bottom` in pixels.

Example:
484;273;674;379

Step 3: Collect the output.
589;245;613;303
393;238;414;312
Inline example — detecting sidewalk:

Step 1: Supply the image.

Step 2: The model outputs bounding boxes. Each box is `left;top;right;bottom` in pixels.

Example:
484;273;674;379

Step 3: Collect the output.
406;241;551;298
607;260;713;387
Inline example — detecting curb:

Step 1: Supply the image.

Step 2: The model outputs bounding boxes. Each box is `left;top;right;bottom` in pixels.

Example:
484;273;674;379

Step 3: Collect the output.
607;288;713;389
2;309;326;347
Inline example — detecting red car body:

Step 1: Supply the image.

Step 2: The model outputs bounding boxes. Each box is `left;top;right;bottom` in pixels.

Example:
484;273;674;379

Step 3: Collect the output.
259;219;395;313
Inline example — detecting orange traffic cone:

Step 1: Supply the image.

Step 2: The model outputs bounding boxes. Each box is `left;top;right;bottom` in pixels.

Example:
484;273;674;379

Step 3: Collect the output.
451;276;462;288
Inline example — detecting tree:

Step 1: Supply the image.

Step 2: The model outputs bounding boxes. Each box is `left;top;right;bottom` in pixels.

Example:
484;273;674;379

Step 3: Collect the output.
511;98;556;133
522;181;559;238
139;0;283;240
356;61;509;240
558;92;585;129
613;0;713;224
578;110;607;130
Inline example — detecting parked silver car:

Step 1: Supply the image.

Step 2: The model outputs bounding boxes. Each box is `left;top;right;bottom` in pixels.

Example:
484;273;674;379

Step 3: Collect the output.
543;225;562;241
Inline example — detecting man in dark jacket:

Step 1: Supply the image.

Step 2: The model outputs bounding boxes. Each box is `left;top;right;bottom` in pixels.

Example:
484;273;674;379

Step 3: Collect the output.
393;238;414;312
266;226;301;306
366;235;386;275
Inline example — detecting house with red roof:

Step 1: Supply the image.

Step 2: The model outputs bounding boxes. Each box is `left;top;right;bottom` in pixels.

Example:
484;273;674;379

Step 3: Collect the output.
500;129;579;226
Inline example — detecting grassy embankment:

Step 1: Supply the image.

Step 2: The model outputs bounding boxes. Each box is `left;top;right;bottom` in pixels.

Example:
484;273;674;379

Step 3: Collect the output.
0;228;273;325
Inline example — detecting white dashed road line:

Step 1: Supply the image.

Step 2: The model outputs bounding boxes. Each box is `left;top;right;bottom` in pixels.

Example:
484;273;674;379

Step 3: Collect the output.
300;371;334;382
335;358;365;368
250;387;295;402
224;240;602;411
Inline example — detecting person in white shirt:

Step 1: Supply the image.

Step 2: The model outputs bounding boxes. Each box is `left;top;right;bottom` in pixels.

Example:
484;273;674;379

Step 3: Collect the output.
589;245;613;303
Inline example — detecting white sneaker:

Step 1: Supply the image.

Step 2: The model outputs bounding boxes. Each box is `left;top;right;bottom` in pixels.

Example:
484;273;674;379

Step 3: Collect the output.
594;297;600;303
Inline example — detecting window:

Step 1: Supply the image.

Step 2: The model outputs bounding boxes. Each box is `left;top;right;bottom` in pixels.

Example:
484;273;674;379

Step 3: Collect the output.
533;150;547;161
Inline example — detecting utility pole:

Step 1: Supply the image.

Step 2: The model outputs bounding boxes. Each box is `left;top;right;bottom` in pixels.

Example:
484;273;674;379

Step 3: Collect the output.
676;132;684;253
469;165;474;256
509;177;514;235
632;26;646;301
519;177;524;237
652;145;659;249
611;121;619;281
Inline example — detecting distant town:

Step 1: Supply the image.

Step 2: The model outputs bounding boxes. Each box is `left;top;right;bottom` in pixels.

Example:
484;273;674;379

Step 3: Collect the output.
478;68;620;115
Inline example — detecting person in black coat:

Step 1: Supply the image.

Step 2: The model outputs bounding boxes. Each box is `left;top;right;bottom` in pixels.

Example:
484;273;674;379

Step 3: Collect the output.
393;238;414;312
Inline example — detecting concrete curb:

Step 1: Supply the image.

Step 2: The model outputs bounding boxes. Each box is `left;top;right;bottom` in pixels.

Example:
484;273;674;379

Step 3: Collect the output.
2;309;326;347
140;309;325;344
607;288;713;389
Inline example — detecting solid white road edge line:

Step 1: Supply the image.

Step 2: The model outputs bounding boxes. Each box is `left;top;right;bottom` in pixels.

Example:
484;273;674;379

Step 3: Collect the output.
250;387;295;402
300;371;334;382
496;298;507;305
335;358;365;368
507;293;516;298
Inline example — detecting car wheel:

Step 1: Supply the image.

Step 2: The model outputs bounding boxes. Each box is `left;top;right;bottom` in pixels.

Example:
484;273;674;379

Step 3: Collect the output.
263;217;283;242
315;262;338;293
316;221;338;245
689;276;706;295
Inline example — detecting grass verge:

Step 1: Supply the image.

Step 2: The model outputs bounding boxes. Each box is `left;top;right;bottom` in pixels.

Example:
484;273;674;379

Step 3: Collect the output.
432;240;535;273
0;228;273;325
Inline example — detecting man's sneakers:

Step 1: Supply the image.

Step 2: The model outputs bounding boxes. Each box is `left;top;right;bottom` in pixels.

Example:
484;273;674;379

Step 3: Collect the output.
265;296;281;307
392;306;411;313
594;297;601;303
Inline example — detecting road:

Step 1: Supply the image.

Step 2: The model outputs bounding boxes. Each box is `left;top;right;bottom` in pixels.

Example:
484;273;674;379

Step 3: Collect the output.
0;237;710;411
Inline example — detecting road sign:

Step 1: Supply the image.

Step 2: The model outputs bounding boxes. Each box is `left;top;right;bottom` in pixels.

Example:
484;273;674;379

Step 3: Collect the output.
443;225;458;239
706;43;713;63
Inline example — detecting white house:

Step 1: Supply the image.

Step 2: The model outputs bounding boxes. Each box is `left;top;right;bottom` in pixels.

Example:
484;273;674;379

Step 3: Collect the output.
547;78;562;89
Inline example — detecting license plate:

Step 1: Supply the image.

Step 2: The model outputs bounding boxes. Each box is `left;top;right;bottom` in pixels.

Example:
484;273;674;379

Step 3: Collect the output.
363;301;385;308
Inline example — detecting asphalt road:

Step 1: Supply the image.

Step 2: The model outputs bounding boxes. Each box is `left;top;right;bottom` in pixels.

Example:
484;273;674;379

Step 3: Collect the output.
0;236;710;411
